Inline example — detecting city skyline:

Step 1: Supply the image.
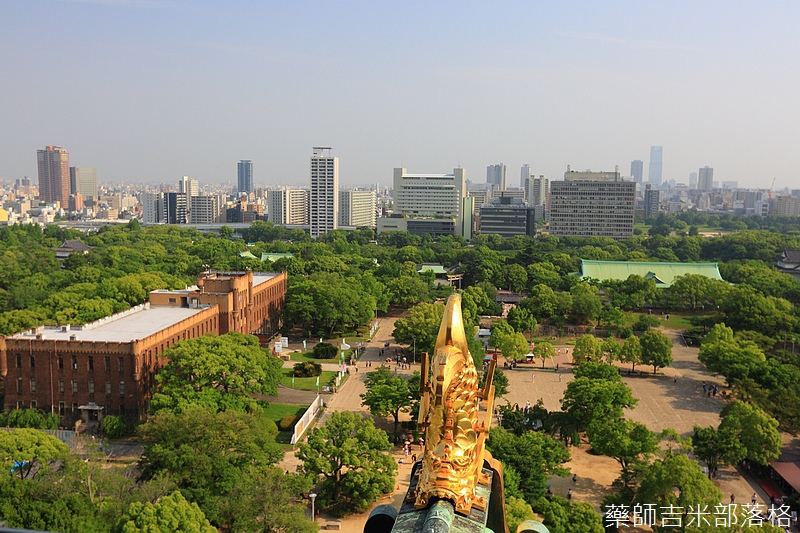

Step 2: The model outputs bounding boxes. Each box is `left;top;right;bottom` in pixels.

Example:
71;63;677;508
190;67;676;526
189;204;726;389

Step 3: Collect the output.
2;2;799;189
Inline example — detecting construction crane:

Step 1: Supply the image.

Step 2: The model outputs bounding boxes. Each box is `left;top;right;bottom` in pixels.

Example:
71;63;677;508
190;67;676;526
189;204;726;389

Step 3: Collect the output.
769;177;776;199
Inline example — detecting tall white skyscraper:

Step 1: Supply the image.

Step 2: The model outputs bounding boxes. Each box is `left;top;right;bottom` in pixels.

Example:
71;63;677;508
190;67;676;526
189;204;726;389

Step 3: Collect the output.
179;176;199;197
648;146;663;186
487;163;506;191
310;147;339;238
520;164;532;188
525;175;549;206
698;166;714;191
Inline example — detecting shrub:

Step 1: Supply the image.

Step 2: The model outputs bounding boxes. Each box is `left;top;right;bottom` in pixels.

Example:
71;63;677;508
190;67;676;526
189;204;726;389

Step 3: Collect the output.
100;415;128;439
1;409;59;429
633;314;660;332
616;326;633;339
278;414;299;431
312;342;338;359
293;361;322;377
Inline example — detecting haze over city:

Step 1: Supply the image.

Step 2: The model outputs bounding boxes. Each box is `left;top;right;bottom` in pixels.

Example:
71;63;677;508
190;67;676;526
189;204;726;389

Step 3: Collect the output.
2;1;799;189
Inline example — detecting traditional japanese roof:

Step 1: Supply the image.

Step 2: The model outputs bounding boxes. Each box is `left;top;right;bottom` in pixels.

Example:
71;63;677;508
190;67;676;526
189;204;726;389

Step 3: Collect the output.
417;263;448;275
58;239;91;252
780;249;800;265
260;252;294;262
239;250;258;259
578;260;724;288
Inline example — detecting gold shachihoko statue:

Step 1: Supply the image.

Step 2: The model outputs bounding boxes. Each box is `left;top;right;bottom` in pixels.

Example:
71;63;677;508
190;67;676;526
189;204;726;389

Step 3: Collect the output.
415;294;496;515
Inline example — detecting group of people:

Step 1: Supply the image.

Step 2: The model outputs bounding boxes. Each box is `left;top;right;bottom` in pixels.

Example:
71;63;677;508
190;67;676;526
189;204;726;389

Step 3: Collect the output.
702;381;719;397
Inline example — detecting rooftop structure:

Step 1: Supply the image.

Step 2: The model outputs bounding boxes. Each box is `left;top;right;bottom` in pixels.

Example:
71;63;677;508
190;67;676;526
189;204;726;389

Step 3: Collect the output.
578;260;724;288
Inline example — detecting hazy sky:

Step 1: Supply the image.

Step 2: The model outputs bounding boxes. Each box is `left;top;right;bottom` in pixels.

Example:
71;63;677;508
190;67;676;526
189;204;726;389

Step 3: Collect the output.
2;1;799;189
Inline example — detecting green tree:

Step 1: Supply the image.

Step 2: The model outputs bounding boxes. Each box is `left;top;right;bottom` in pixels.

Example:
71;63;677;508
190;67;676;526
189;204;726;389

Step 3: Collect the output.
150;332;283;414
99;415;127;439
560;378;637;433
719;401;781;466
361;367;415;433
0;428;69;480
601;337;622;363
634;453;722;533
507;306;537;338
692;425;746;479
570;282;602;324
572;334;603;364
588;419;658;488
119;491;216;533
138;406;283;524
486;428;570;502
502;263;529;292
505;496;535;533
640;330;673;374
296;411;396;517
312;342;338;359
533;340;556;369
489;320;515;349
572;361;621;382
497;331;529;362
392;302;445;356
619;335;642;372
222;468;317;533
699;323;766;384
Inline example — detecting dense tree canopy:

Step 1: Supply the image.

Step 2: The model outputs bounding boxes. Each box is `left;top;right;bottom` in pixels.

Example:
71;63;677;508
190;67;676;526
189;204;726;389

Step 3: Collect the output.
151;332;283;414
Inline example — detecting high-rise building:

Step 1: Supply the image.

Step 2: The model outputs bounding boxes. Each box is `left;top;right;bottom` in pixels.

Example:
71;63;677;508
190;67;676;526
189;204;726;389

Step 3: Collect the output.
391;167;467;236
698;166;714;192
69;167;98;199
268;189;309;225
486;164;506;191
179;176;199;198
648;146;663;186
478;197;537;238
689;172;698;189
339;190;377;227
37;146;70;205
644;184;660;218
190;195;223;224
520;164;532;188
630;160;644;183
525;175;549;207
140;192;161;224
309;148;338;238
237;160;253;194
549;171;636;239
162;192;187;224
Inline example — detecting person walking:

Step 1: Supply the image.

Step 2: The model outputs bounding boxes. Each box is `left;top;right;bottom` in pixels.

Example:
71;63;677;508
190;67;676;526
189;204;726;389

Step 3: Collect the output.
567;488;572;500
752;493;757;505
730;494;735;504
572;474;577;484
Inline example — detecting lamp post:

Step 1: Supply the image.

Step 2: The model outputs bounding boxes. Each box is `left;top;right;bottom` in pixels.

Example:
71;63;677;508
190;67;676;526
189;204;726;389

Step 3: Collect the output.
309;492;317;522
412;335;416;364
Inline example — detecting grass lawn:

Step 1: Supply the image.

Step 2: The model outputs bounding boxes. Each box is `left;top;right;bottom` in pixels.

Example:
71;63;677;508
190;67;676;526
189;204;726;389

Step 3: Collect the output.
280;369;340;390
290;349;352;364
262;402;309;447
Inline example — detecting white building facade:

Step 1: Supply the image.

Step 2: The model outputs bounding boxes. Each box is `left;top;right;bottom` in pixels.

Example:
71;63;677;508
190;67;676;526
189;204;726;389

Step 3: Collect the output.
310;148;339;238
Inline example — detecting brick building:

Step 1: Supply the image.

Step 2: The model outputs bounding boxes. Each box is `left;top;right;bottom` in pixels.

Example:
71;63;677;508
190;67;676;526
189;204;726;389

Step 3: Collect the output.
0;271;286;424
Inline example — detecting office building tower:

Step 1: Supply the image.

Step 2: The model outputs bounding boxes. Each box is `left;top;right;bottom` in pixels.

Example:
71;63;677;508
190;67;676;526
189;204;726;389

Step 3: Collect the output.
339;190;377;227
37;146;71;205
689;172;698;189
237;160;253;194
486;164;506;191
69;167;98;199
644;184;660;218
520;164;532;188
630;160;644;183
268;189;309;225
309;148;339;238
549;171;636;239
179;176;199;198
648;146;663;186
140;192;161;224
479;197;537;238
698;166;714;192
391;167;467;236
